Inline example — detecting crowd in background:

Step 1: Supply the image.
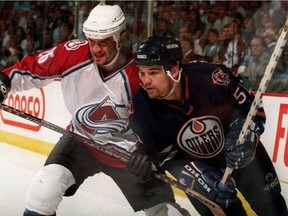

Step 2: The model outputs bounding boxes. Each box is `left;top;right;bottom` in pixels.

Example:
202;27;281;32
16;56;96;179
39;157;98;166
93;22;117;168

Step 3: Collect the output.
0;1;287;93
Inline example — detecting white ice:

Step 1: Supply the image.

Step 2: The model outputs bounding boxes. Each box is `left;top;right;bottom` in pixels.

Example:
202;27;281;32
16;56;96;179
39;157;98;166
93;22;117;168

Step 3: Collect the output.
0;142;196;216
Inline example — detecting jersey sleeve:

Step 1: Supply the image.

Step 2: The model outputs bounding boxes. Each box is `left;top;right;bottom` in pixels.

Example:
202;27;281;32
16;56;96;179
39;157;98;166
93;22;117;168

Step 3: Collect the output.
124;59;141;96
129;89;161;155
2;39;91;92
217;63;266;127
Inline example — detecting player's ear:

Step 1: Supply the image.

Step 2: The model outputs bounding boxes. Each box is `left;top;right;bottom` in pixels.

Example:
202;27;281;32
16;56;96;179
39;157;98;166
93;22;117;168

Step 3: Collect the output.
118;30;127;48
171;65;180;79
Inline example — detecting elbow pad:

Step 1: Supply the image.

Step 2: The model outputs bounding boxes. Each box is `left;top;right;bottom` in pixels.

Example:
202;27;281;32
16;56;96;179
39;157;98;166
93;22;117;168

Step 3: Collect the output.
0;72;11;103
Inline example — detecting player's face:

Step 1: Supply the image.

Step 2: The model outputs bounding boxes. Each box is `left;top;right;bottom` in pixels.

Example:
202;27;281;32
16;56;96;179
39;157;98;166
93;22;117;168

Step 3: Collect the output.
138;65;173;99
87;37;118;65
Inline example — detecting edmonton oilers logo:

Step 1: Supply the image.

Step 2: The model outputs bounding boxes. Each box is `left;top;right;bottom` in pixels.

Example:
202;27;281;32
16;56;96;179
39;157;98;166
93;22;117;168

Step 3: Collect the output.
177;116;224;158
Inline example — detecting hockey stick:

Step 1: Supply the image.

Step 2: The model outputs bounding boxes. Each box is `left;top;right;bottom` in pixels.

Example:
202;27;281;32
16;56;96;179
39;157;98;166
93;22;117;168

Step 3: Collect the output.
218;18;288;190
0;103;225;216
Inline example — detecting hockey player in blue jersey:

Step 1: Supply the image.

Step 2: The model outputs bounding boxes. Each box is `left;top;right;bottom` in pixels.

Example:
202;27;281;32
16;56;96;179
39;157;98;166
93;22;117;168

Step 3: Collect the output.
127;36;288;216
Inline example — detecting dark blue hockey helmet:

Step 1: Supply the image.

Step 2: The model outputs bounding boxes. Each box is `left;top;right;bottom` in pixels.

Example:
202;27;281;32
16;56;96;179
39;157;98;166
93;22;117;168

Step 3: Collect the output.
134;36;183;71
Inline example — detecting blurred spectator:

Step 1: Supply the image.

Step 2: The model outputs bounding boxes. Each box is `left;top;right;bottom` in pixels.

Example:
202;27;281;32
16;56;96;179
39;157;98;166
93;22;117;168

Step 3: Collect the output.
67;13;76;39
241;14;256;45
24;26;39;49
167;8;180;37
178;25;191;40
180;35;195;63
263;28;277;55
15;26;26;46
254;9;271;36
254;1;286;31
214;24;230;64
0;34;23;70
129;21;147;52
34;15;46;50
203;8;219;38
12;1;30;12
17;9;29;29
203;28;220;62
269;1;286;31
178;7;190;27
213;2;231;32
52;17;64;43
43;31;54;49
239;36;288;93
0;19;6;43
274;47;288;93
188;1;201;11
2;23;16;50
6;34;18;57
193;26;205;55
58;23;74;44
0;49;14;70
0;0;287;80
21;33;35;55
237;36;270;91
199;1;211;24
180;35;212;64
264;19;278;34
227;1;247;21
26;17;37;37
187;8;205;37
222;19;248;71
14;45;23;60
36;31;54;52
153;18;175;37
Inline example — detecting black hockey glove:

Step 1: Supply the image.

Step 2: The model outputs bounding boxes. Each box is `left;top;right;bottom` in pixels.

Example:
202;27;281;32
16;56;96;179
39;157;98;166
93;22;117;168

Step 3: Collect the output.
126;151;159;183
178;161;237;208
0;73;11;103
224;117;264;169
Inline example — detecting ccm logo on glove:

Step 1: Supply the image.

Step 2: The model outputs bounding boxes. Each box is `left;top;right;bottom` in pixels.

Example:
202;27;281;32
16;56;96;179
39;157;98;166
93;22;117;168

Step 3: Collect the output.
183;164;212;193
178;161;237;207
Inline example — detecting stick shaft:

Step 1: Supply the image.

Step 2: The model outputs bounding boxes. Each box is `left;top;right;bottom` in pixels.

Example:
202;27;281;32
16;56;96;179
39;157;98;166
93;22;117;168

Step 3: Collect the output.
155;173;225;216
0;103;130;162
220;18;288;186
0;103;224;216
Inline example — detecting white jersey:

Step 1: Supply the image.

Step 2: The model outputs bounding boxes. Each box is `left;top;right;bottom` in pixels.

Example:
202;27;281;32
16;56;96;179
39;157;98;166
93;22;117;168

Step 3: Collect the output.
3;39;141;167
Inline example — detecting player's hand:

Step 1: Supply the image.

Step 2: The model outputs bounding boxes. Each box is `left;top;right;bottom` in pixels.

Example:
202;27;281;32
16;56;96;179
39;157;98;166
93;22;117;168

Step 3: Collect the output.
178;161;237;207
0;73;11;103
126;151;158;183
224;117;263;169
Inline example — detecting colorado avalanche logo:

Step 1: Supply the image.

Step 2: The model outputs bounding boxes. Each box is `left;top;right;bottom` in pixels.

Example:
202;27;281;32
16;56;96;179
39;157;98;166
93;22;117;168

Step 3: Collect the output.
65;39;88;50
212;68;230;86
74;96;128;136
177;116;224;158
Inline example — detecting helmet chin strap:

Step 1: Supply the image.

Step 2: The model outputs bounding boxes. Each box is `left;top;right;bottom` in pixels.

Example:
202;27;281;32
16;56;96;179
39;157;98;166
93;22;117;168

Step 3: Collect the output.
158;67;182;99
103;40;121;67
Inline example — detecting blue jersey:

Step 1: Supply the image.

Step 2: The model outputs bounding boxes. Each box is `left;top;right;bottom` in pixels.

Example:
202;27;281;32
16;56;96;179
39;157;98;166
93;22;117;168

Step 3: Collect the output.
129;62;265;165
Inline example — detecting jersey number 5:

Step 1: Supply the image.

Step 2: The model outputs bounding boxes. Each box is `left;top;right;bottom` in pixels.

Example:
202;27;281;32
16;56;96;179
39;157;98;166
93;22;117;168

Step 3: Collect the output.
233;86;247;105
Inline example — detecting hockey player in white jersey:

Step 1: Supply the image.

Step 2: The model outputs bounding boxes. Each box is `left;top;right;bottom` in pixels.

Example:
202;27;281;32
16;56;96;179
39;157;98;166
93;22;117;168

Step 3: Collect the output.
0;4;190;216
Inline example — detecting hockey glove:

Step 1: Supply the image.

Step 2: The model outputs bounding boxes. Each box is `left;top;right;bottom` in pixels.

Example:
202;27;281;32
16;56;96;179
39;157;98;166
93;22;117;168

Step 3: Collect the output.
178;161;237;208
126;150;159;183
0;73;11;103
224;117;263;169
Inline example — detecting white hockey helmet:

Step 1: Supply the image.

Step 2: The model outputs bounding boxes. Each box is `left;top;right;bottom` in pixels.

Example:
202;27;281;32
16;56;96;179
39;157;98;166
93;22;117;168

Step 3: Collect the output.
82;3;126;43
